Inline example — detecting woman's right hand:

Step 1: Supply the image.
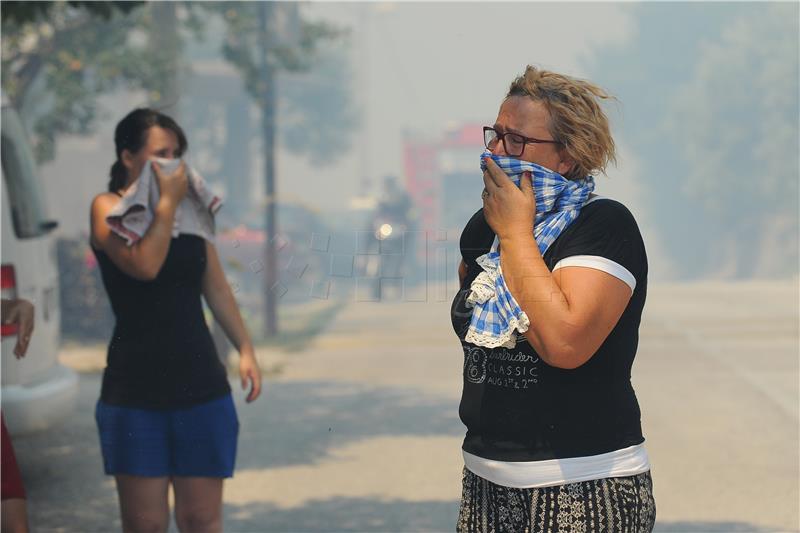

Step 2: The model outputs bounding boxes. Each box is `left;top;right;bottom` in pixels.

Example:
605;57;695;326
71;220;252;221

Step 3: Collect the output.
152;160;188;205
1;298;34;358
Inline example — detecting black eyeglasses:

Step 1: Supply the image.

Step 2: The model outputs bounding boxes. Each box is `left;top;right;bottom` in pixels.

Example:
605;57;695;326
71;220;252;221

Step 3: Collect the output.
483;127;560;158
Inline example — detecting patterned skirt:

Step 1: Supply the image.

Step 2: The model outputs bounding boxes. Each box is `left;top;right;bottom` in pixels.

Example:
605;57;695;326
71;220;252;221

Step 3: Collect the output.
457;467;656;533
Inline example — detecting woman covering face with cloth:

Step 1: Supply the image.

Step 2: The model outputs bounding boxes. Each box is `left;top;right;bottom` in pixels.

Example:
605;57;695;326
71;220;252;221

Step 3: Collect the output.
89;108;261;533
452;66;656;532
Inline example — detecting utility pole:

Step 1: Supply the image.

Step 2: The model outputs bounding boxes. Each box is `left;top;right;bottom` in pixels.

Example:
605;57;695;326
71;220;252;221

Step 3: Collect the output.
258;2;278;337
358;4;371;192
149;2;181;118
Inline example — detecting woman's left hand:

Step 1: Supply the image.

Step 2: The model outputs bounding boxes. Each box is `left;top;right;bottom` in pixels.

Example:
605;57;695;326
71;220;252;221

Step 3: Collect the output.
482;157;536;241
239;346;262;403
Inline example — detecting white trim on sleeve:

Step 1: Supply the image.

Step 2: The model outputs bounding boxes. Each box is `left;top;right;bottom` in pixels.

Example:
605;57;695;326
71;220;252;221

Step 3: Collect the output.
553;255;636;292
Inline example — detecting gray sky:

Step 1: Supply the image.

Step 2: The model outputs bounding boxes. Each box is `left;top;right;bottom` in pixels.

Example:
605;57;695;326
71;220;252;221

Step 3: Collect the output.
281;2;637;206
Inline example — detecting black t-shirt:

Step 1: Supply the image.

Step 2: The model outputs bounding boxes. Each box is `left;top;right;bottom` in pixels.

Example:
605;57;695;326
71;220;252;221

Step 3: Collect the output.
451;198;648;462
93;234;231;409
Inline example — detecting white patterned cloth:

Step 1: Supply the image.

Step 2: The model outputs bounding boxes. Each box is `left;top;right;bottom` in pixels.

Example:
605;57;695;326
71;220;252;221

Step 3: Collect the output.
465;150;594;349
106;158;222;246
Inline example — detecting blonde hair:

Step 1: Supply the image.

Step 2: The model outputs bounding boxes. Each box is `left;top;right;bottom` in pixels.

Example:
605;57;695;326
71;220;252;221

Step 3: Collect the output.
507;66;617;180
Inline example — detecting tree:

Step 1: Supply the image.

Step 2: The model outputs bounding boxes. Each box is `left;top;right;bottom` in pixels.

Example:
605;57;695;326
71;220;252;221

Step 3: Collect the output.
668;4;798;278
0;1;170;162
204;2;356;162
2;1;356;165
585;3;798;279
1;1;139;26
186;2;357;336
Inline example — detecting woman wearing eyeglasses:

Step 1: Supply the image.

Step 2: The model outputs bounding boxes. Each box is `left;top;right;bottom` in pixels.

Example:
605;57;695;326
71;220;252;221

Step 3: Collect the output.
452;66;656;532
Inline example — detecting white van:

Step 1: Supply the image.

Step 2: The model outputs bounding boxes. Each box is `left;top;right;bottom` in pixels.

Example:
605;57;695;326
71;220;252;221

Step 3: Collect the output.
1;93;78;434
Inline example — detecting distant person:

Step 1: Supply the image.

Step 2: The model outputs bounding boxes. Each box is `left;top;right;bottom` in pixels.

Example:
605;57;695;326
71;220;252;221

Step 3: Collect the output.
1;297;34;533
370;175;418;298
89;109;262;533
452;66;655;531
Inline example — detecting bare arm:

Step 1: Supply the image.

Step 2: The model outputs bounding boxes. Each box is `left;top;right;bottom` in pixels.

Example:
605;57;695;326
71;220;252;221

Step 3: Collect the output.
458;259;468;286
90;161;187;281
201;241;262;402
91;194;178;280
499;233;631;369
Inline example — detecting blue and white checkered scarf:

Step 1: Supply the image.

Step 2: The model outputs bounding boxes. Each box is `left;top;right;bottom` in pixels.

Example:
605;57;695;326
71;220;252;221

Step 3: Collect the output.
465;150;595;349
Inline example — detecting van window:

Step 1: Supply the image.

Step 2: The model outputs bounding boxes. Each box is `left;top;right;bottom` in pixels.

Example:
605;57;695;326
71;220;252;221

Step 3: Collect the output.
1;107;52;239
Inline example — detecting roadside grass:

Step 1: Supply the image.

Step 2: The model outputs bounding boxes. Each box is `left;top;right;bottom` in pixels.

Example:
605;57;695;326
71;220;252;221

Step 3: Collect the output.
251;299;345;353
223;298;347;378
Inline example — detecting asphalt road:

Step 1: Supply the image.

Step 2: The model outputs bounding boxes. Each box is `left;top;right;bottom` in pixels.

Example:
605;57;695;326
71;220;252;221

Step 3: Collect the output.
11;281;799;532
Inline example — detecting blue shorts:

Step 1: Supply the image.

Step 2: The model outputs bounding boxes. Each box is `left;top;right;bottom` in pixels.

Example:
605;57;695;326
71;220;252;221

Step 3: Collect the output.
95;393;239;478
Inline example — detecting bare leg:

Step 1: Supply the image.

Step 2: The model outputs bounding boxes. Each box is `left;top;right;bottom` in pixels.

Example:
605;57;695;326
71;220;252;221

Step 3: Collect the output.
115;475;170;533
0;499;29;533
173;477;224;533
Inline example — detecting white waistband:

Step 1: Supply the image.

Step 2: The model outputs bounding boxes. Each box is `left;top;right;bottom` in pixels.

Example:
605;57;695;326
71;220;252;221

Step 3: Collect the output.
463;443;651;489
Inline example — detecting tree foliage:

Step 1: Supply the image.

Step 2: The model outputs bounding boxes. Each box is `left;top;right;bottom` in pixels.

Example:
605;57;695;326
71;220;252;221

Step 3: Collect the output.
585;3;798;279
191;2;357;163
1;1;167;161
2;1;356;165
1;1;140;26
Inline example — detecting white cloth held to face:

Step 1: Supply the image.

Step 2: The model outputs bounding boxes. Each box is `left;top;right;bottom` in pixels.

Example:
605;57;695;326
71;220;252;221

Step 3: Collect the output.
106;158;223;246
